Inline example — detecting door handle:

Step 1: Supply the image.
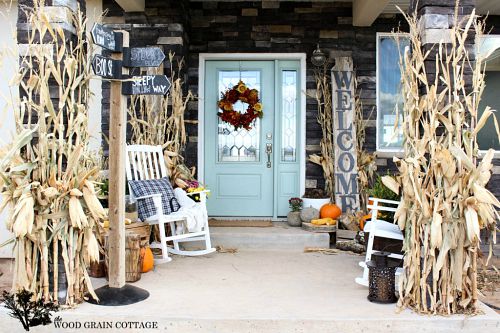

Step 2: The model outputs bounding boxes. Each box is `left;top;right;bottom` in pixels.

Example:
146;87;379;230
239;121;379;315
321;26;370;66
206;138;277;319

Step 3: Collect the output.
266;143;272;168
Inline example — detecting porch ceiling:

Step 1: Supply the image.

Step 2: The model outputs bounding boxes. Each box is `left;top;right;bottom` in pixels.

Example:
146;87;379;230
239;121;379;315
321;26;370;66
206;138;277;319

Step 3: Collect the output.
115;1;500;23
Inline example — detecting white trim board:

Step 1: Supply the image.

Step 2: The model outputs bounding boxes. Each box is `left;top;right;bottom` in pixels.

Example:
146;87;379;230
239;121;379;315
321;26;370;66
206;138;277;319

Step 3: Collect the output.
197;53;307;216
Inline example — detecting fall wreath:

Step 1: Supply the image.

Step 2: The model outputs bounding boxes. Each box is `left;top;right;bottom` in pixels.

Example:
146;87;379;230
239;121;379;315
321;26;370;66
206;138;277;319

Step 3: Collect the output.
217;80;263;131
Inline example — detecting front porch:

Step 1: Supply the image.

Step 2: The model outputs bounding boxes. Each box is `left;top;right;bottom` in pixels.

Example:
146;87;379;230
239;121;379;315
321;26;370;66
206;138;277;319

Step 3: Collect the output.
1;249;498;332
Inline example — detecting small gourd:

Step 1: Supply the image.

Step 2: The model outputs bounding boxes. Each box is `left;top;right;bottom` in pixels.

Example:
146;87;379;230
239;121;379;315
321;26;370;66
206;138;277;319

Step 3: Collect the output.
300;207;320;222
319;203;342;219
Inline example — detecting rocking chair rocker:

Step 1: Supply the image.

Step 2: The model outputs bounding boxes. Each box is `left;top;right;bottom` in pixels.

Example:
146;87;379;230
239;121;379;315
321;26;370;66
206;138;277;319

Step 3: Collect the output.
355;197;404;286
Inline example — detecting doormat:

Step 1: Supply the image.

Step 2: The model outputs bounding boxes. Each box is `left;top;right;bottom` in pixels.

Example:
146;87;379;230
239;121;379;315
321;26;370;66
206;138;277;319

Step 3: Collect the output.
208;219;273;227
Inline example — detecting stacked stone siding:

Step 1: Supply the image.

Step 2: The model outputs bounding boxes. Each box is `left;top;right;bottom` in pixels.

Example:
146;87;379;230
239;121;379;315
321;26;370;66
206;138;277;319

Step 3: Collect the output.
17;0;86;125
98;0;500;197
186;1;408;190
102;0;409;191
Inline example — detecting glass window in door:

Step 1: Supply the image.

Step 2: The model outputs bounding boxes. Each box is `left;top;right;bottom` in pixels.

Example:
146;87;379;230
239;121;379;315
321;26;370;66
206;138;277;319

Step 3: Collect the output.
217;70;261;162
281;70;297;162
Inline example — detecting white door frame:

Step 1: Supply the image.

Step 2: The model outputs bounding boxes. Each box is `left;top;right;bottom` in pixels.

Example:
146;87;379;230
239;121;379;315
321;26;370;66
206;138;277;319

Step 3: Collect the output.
197;53;307;208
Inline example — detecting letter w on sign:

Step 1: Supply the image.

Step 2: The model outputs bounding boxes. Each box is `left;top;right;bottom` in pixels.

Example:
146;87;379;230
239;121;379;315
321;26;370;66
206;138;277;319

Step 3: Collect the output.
331;57;360;213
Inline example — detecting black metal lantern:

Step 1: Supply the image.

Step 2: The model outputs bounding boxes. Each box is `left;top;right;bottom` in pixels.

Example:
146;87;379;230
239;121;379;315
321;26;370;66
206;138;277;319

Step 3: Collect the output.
367;251;400;304
311;44;327;67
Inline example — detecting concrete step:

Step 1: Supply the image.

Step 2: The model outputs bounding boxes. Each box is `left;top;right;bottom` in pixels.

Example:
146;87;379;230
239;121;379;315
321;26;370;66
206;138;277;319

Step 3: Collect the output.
206;222;330;251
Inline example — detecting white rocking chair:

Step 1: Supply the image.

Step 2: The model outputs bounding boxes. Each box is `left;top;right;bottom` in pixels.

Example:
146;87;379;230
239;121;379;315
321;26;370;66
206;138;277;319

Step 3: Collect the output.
355;197;404;286
125;144;216;264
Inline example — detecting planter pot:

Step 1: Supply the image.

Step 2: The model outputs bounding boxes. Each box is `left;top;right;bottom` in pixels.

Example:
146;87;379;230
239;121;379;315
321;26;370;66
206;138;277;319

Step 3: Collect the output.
302;197;330;211
287;211;302;227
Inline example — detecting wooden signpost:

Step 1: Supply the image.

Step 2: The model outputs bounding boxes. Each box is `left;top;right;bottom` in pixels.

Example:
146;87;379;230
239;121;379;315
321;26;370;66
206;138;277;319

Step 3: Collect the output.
89;23;169;305
331;57;360;213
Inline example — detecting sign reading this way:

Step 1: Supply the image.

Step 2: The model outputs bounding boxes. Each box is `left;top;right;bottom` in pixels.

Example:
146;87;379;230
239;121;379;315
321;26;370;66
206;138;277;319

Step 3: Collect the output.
123;47;165;68
122;75;171;95
91;23;122;52
331;57;360;213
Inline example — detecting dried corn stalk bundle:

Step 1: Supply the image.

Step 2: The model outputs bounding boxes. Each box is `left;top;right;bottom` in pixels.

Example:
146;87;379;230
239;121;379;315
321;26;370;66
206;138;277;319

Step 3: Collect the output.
354;79;376;211
386;8;500;314
0;2;104;306
128;53;195;188
309;67;335;198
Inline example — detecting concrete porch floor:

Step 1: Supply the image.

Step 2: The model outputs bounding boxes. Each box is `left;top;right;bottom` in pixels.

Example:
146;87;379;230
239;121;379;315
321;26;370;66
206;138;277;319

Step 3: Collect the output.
1;250;498;332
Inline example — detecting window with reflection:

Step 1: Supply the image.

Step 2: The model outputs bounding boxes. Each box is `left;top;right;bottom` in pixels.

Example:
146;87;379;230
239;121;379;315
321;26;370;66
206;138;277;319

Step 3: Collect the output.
478;71;500;151
377;34;409;150
217;71;261;162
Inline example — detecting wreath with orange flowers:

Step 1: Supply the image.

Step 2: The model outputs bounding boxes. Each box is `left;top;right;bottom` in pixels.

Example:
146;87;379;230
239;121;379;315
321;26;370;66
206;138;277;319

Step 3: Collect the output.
217;81;263;131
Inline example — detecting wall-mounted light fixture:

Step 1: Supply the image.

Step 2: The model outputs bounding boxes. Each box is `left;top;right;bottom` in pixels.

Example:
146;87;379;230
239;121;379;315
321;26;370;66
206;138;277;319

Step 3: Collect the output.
311;44;327;67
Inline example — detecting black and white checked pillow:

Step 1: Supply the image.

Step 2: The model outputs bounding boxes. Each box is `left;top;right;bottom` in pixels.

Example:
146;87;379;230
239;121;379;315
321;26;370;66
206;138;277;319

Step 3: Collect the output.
128;177;180;222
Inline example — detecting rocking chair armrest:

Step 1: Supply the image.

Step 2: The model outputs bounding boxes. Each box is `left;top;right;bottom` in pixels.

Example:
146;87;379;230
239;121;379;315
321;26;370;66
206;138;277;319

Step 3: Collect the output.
135;193;163;201
134;193;164;216
186;190;210;196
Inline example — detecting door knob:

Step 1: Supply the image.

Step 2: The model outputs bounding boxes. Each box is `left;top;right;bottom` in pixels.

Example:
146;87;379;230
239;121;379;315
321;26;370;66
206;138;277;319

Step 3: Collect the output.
266;143;272;168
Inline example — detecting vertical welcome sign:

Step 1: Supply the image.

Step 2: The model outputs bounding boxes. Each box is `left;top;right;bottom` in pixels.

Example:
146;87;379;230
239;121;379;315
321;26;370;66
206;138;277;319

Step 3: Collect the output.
331;57;360;213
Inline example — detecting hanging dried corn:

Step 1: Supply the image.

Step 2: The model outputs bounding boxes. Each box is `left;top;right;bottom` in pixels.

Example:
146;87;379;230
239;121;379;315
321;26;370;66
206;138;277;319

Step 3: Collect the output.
354;78;377;212
0;1;104;306
127;53;195;187
385;7;500;314
308;65;335;199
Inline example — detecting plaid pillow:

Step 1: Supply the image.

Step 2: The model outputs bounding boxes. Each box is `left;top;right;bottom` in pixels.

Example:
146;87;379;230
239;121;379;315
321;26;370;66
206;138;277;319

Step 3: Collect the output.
128;177;180;221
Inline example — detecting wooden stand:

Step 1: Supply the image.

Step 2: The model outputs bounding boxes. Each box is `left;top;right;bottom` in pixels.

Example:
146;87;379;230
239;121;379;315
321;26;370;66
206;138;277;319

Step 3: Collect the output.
125;234;142;283
302;222;337;245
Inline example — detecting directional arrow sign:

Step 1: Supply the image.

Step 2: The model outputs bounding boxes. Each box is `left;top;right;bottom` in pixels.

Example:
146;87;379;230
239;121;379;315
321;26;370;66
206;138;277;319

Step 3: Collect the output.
122;75;171;95
123;47;165;68
91;23;122;52
91;54;122;79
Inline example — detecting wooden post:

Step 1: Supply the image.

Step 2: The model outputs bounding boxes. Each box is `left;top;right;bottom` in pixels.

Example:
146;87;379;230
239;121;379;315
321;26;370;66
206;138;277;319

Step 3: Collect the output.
108;30;129;288
331;57;360;213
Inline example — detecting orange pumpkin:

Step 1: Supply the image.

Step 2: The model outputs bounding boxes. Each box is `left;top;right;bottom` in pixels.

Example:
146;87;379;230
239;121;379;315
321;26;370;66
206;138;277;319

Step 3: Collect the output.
141;247;154;273
320;203;342;219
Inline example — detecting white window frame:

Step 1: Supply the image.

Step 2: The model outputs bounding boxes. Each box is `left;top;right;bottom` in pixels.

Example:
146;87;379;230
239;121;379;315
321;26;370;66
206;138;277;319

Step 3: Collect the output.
477;34;500;155
376;32;408;154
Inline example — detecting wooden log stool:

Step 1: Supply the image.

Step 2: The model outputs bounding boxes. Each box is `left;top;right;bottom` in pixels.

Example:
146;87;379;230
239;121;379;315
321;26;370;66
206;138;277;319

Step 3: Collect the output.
302;222;337;245
104;232;144;282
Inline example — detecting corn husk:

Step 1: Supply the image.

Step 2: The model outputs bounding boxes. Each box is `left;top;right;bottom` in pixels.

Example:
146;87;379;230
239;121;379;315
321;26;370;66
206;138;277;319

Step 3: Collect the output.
0;1;105;306
394;6;499;315
308;65;335;199
127;53;195;186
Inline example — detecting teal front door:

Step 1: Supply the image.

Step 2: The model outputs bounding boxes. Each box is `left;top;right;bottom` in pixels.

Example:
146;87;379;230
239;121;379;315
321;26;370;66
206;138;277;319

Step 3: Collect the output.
204;60;301;217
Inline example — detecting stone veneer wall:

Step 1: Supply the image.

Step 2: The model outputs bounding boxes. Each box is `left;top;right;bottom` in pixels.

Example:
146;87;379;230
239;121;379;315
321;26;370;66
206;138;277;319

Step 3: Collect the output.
99;0;500;198
17;0;87;106
186;1;411;190
102;0;408;191
100;0;190;155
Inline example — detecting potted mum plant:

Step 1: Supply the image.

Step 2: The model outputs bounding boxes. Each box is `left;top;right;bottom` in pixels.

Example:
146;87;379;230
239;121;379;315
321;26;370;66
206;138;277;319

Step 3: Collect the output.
302;188;331;211
287;197;303;227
